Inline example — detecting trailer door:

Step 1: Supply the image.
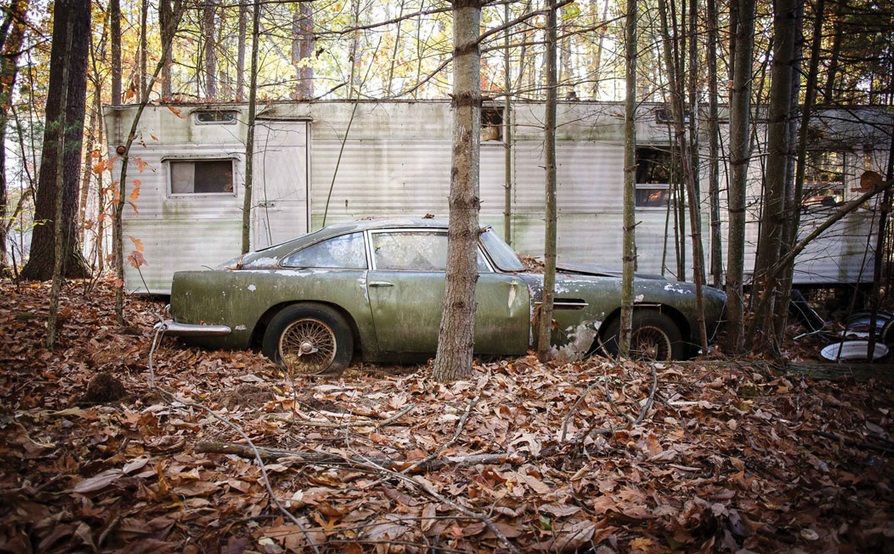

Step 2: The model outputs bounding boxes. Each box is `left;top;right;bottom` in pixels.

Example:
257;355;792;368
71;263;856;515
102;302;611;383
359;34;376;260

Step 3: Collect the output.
252;119;310;249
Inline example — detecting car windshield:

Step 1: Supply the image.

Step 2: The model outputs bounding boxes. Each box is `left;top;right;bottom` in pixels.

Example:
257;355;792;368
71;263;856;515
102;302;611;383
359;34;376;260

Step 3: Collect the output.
480;229;526;272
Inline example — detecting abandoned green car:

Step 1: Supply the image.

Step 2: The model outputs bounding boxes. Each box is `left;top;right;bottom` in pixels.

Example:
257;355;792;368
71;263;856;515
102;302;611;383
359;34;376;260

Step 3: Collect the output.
160;219;726;374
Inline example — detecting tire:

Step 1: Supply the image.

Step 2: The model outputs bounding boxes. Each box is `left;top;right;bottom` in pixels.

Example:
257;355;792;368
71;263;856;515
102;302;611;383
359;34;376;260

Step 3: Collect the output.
601;310;686;361
262;304;354;376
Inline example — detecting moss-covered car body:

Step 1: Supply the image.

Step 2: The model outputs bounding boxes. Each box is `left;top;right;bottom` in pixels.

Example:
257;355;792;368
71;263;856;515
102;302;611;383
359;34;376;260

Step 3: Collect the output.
166;219;725;361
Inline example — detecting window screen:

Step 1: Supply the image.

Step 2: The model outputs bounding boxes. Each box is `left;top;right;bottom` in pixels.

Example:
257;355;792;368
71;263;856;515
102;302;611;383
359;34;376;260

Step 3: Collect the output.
282;233;367;269
170;160;234;194
802;151;845;207
195;110;238;124
372;232;489;272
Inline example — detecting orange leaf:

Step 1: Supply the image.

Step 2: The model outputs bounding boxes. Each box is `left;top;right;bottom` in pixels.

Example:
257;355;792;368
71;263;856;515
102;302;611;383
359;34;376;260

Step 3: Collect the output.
92;160;107;174
166;105;184;118
127;250;146;269
128;236;144;252
90;149;102;159
129;179;141;202
134;157;149;172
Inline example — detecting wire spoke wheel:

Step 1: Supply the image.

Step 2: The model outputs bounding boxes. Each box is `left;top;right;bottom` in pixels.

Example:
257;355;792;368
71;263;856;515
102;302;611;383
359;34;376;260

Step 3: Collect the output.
279;318;337;375
630;325;672;361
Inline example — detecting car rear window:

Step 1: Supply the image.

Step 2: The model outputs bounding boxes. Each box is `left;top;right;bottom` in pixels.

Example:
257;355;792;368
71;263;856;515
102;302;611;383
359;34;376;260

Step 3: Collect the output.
281;232;367;269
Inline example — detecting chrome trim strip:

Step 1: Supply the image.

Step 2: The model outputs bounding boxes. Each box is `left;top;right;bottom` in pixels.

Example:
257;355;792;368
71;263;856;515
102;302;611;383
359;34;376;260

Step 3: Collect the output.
155;320;232;337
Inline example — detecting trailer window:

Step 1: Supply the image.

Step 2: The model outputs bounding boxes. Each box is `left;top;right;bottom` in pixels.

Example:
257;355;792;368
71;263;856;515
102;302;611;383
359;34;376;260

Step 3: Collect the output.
195;110;238;124
170;160;234;194
635;146;672;208
481;107;503;142
802;151;845;207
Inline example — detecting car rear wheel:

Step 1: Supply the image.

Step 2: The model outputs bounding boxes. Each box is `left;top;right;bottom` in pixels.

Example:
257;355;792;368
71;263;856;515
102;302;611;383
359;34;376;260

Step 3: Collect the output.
601;311;685;361
262;304;354;376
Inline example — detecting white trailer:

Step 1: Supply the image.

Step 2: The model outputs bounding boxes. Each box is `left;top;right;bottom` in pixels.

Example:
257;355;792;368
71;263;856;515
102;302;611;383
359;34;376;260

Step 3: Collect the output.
103;100;891;294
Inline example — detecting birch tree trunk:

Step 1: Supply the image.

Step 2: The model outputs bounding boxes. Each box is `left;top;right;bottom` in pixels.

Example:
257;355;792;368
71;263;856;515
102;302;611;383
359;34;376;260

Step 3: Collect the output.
537;0;558;362
242;0;261;255
748;0;799;353
432;0;482;382
725;0;755;355
619;0;637;357
503;1;512;244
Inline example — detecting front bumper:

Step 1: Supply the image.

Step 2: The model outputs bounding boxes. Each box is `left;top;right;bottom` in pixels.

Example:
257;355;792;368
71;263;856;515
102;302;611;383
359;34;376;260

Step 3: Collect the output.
154;319;232;337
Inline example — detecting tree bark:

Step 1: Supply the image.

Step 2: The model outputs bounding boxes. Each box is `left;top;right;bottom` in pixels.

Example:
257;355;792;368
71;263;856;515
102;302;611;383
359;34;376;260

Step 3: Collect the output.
20;0;91;281
503;1;512;244
657;0;708;352
110;0;121;104
775;0;820;343
291;0;314;100
823;0;845;103
236;1;247;101
867;130;894;360
590;0;610;97
203;0;217;99
46;18;73;350
242;0;261;254
537;0;558;362
0;0;29;272
140;0;148;96
432;0;482;382
707;0;722;287
748;0;799;353
725;0;755;355
159;0;174;99
619;0;637;356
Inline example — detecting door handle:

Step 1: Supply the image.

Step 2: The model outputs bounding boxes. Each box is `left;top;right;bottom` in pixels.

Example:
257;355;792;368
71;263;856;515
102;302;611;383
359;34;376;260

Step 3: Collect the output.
369;281;394;287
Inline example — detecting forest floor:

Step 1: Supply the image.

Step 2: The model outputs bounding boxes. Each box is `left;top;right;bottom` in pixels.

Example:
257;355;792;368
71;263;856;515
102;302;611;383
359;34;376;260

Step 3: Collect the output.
1;278;893;553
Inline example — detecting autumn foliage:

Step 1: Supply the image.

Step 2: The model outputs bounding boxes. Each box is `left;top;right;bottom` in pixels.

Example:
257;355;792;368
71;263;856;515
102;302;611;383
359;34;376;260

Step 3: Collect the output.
1;279;893;552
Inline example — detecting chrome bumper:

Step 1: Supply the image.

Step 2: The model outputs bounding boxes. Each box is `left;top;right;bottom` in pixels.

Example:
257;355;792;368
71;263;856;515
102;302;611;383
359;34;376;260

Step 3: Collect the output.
154;319;232;337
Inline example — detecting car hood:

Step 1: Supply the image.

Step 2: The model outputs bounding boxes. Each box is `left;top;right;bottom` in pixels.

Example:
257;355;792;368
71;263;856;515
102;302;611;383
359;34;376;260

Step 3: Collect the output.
556;262;667;281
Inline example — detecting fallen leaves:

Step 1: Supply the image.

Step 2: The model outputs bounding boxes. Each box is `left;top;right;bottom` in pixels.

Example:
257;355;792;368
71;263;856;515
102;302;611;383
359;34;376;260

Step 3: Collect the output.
1;278;893;552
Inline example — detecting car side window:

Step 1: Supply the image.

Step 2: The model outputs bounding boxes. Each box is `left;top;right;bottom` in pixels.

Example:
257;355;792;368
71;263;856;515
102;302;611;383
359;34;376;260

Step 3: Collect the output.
282;232;367;269
371;231;490;272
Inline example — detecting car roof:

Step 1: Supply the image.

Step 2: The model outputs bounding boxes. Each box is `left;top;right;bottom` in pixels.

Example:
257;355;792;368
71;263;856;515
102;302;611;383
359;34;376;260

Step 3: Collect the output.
240;218;451;265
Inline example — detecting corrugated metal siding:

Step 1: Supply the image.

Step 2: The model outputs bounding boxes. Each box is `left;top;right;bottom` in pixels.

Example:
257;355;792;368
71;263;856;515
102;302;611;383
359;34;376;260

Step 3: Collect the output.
108;101;887;293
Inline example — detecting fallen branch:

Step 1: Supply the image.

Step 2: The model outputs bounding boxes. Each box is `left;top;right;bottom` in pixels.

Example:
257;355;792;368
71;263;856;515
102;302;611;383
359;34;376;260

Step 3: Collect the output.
195;440;519;471
276;403;415;428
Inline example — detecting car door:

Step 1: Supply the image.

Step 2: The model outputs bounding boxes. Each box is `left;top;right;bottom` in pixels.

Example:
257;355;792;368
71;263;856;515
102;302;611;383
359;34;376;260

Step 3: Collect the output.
366;229;529;355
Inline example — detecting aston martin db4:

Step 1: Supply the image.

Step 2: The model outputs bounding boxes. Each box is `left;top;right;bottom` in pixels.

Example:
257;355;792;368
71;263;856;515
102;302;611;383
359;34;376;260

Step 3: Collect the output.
160;219;726;374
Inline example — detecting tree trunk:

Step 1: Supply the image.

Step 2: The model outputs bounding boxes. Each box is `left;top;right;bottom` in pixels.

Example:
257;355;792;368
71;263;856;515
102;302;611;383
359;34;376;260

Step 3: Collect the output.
503;1;512;244
236;1;247;102
242;0;261;254
0;0;29;272
590;0;610;98
775;0;820;343
20;0;91;281
77;104;96;245
823;0;845;103
46;16;73;350
707;0;722;287
140;0;148;96
292;1;314;100
110;0;121;104
725;0;755;355
619;0;637;356
658;0;708;352
432;0;482;382
868;129;894;359
160;0;174;99
203;0;217;99
748;0;799;353
537;0;558;362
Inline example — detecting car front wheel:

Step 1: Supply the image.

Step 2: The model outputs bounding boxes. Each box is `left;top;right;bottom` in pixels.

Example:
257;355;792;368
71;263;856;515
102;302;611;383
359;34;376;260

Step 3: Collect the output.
262;304;354;376
601;311;686;361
